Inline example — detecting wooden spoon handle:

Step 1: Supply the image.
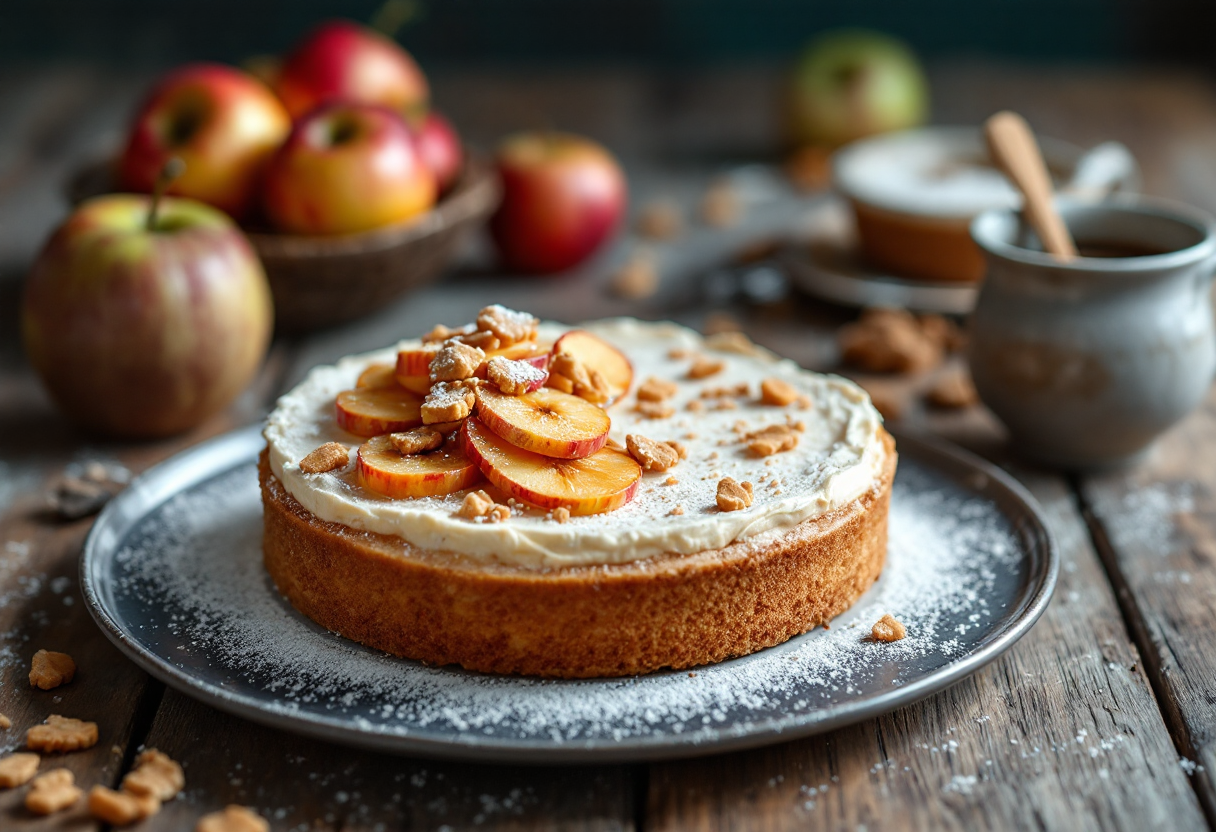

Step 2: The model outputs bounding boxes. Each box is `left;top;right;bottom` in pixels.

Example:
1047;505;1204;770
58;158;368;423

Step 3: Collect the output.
984;111;1077;260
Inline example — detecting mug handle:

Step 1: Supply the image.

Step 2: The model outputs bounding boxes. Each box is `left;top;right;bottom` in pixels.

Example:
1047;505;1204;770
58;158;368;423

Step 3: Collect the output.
1064;141;1140;200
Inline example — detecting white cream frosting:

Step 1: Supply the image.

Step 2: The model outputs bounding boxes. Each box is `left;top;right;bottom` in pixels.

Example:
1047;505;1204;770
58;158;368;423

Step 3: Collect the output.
264;319;888;570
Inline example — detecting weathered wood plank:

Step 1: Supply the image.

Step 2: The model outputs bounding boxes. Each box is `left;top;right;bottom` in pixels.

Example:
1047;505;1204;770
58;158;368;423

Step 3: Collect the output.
647;469;1206;831
1079;385;1216;822
134;689;636;831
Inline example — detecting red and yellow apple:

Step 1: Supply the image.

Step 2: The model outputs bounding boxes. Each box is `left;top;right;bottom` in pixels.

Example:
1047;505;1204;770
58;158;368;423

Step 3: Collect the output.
22;194;273;439
415;111;463;193
118;63;291;220
262;102;436;235
489;132;627;274
274;20;429;121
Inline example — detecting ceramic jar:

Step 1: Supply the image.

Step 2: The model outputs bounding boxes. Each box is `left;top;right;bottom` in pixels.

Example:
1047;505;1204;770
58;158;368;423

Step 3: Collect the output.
968;198;1216;468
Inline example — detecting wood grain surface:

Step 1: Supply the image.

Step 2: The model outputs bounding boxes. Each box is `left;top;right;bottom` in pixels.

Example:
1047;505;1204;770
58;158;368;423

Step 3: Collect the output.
1;62;1216;831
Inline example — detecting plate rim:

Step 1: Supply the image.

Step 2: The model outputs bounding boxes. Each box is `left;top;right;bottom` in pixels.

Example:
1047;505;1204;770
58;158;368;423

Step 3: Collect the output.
81;424;1058;764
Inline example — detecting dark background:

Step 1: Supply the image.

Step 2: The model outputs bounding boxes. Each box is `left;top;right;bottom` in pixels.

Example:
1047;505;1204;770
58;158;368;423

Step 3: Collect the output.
1;0;1213;69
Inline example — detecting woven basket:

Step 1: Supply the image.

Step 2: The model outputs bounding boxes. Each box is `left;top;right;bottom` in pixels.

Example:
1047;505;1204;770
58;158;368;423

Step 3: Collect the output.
67;155;501;333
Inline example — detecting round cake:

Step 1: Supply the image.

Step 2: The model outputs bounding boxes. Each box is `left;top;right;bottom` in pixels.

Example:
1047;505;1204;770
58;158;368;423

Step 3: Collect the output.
261;311;896;678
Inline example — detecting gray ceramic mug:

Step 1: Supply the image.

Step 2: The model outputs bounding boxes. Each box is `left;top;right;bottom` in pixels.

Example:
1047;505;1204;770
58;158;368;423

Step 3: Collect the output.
968;197;1216;469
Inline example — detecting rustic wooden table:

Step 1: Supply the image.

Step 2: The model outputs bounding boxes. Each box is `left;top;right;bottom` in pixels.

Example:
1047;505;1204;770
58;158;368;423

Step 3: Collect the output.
3;61;1216;831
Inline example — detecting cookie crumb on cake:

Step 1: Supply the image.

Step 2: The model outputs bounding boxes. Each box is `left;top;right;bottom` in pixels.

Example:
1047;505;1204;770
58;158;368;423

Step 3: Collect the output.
390;427;444;455
636;400;675;419
637;377;678;402
745;424;800;457
688;356;725;379
717;477;754;512
422;323;475;344
627;435;680;472
29;649;75;690
476;305;538;346
486;356;547;395
299;442;348;474
551;507;570;523
423;381;476;423
665;440;688;459
760;377;799;406
456;490;496;519
871;614;906;642
26;768;82;815
429;340;484;382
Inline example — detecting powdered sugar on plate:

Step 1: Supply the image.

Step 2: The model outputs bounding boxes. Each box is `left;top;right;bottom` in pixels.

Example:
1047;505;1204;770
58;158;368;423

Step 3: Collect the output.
91;433;1049;760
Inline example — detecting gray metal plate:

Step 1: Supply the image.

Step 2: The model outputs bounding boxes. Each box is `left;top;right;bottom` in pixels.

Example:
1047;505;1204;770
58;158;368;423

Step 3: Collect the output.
82;425;1056;763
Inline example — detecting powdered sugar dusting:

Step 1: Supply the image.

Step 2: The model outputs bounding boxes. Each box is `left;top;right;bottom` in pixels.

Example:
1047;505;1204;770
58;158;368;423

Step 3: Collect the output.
102;457;1034;754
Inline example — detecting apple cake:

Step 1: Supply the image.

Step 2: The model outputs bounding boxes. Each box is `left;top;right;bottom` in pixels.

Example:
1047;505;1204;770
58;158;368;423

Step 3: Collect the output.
261;307;896;678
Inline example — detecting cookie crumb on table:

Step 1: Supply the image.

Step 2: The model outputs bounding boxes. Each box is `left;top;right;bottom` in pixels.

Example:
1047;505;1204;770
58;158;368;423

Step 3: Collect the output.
0;752;40;788
636;199;683;241
30;649;76;690
700;179;740;228
299;442;349;475
26;768;82;815
926;369;980;409
838;308;942;374
196;804;270;832
609;248;659;299
0;713;10;729
27;715;98;753
871;614;907;642
122;749;185;801
88;785;160;826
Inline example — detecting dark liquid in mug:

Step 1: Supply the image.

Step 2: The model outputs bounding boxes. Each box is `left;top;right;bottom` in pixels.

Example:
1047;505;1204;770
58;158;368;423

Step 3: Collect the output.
1074;240;1172;258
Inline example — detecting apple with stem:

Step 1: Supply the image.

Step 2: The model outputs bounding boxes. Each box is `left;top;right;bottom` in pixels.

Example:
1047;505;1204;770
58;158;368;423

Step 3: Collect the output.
118;63;291;220
274;20;429;121
262;102;436;235
490;131;627;274
22;161;273;439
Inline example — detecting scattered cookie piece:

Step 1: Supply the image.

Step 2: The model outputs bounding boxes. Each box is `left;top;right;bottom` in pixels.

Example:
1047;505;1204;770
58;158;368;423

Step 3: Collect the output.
626;435;681;472
745;424;799;457
476;305;538;346
453;328;501;351
700;179;740;227
422;381;477;424
390;426;445;455
30;649;76;690
551;507;570;524
704;330;760;356
122;749;184;801
196;804;270;832
456;490;496;520
688;356;725;379
925;370;980;409
759;378;799;407
635;401;675;420
838;308;942;374
0;752;40;788
486;356;548;396
669;505;685;516
665;440;688;459
422;323;475;344
27;715;98;753
26;768;82;815
716;477;754;512
918;313;967;353
429;340;485;382
785;144;832;191
88;785;160;826
636;199;683;240
637;377;678;402
609;248;659;299
686;399;705;413
0;713;10;729
871;614;907;642
299;442;349;474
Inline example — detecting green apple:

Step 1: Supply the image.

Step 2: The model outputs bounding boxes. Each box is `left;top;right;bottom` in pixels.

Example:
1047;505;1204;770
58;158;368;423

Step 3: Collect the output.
22;193;273;439
787;29;928;148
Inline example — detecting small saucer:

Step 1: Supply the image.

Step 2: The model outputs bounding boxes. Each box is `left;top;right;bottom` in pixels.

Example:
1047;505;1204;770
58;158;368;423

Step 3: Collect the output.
782;198;980;315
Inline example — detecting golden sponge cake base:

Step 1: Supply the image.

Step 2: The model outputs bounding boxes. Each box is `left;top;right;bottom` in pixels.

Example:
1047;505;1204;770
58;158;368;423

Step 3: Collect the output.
260;430;895;678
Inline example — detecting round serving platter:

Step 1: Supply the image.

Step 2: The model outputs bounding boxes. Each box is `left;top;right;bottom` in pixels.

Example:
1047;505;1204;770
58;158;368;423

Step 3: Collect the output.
82;424;1056;763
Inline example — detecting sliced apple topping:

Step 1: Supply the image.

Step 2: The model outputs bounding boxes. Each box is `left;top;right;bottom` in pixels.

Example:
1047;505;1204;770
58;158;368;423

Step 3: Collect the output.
394;374;433;395
336;387;424;437
396;344;442;377
461;417;641;515
550;330;633;405
476;386;610;459
356;363;399;390
358;434;482;499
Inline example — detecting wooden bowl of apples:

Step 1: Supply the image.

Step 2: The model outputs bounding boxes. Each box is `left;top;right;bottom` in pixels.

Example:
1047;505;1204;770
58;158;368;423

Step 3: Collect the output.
66;22;502;334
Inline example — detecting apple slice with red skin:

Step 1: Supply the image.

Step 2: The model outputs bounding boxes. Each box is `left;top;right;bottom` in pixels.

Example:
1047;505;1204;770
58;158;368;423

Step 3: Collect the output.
394;374;433;395
551;330;633;405
356;363;399;389
357;434;481;499
461;417;640;515
395;340;551;383
475;386;609;459
336;387;423;437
